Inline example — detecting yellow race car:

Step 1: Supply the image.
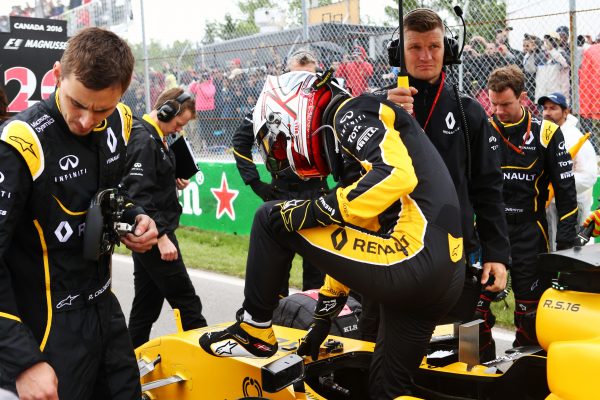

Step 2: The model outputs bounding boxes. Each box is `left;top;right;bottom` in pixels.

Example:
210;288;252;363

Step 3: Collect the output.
137;244;600;400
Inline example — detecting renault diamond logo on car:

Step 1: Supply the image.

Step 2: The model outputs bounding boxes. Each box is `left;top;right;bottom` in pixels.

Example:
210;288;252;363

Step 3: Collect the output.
59;155;79;171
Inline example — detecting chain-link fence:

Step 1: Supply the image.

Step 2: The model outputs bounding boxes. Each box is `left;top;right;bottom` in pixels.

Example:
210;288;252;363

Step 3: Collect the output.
48;0;600;161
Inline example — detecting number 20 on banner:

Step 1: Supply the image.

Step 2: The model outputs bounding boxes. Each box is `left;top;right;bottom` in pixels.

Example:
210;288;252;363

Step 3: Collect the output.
5;67;56;113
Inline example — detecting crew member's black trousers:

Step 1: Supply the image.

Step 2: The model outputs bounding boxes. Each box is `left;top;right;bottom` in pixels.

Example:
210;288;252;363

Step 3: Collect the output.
243;204;464;399
129;232;207;348
47;294;140;399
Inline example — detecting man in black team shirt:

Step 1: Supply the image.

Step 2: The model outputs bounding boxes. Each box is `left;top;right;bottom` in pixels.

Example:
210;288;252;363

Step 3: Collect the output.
378;8;510;360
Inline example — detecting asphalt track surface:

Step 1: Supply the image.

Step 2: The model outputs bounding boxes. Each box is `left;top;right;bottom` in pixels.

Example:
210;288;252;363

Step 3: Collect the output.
111;254;514;355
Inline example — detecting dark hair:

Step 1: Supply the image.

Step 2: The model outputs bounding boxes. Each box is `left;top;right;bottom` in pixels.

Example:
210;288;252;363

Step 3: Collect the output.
488;65;525;97
153;87;195;117
404;8;444;33
60;27;134;93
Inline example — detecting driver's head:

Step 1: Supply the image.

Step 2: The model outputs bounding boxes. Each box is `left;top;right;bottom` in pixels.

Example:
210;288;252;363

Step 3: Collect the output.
253;71;340;179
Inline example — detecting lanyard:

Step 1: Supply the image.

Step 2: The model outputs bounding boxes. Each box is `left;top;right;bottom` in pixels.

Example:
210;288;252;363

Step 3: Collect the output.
423;72;446;131
490;110;532;155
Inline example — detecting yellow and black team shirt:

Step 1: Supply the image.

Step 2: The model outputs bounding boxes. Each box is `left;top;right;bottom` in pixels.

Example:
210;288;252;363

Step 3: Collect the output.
304;94;463;297
490;110;577;245
0;91;133;380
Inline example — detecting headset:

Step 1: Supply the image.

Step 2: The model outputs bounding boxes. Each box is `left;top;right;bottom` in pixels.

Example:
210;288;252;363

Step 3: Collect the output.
156;91;193;122
387;6;466;67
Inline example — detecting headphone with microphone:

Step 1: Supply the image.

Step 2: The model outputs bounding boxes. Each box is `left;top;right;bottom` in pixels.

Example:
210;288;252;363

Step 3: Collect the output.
387;6;466;67
156;91;193;122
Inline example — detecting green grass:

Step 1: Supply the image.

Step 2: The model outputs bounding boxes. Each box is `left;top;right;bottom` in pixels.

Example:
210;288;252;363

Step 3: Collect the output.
116;226;515;328
115;226;304;285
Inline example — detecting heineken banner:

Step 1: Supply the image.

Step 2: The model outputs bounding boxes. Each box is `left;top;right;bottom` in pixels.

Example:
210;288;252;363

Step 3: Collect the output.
178;162;267;235
181;164;600;238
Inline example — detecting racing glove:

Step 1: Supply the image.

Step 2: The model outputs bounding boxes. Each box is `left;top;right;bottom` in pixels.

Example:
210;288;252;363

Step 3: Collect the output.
297;294;348;361
583;209;600;237
268;195;342;233
250;180;275;201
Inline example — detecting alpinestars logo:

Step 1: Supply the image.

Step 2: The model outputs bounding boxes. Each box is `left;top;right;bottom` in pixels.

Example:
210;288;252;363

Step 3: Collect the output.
55;221;73;242
106;127;117;153
4;38;22;50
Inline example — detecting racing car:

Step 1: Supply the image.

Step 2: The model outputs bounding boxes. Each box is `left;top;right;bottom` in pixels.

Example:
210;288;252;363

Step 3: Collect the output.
136;244;600;399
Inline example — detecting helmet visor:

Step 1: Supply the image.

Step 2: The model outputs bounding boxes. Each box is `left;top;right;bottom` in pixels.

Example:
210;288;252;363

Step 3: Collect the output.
255;122;290;173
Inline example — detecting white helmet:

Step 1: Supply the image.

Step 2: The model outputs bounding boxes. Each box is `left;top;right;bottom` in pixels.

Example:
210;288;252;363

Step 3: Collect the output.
253;71;335;180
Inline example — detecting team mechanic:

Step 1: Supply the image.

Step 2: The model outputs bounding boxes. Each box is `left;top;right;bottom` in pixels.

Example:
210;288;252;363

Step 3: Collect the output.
200;70;465;398
0;28;158;399
485;65;577;347
374;8;509;360
122;88;208;348
232;49;327;296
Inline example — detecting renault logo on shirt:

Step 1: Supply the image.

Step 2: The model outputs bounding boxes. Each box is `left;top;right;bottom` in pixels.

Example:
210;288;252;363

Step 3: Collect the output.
523;131;534;145
55;221;73;242
107;127;118;153
59;155;79;171
445;112;456;129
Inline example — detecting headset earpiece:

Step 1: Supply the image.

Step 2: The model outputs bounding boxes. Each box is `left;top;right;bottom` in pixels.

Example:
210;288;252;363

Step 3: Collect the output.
443;34;461;65
157;91;193;122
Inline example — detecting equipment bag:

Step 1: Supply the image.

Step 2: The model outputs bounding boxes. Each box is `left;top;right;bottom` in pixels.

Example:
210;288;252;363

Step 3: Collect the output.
273;290;362;339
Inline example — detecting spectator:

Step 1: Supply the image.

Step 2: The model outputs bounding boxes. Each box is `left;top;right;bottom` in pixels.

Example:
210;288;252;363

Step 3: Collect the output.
535;32;570;103
522;34;545;101
335;45;373;95
189;71;216;150
539;92;598;250
579;39;600;120
556;25;571;59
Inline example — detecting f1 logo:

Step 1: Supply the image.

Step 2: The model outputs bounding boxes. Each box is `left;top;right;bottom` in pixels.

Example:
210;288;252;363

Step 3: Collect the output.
3;38;22;50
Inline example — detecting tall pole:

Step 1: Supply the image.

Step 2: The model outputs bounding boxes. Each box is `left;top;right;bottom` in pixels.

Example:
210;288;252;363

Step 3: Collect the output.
140;0;151;114
301;0;309;43
569;0;578;113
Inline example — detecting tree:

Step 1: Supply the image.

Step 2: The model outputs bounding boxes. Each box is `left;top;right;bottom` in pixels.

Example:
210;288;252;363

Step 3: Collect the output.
383;0;507;41
201;0;275;42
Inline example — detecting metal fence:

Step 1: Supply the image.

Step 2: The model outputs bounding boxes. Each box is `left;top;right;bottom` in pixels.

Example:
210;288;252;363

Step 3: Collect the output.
53;0;600;162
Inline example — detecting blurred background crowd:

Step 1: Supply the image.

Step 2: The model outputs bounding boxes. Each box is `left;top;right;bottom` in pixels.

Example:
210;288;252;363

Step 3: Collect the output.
2;0;600;161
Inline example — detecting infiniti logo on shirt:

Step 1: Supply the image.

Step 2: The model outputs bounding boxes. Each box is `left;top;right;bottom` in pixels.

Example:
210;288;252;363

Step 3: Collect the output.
0;171;4;183
59;155;79;171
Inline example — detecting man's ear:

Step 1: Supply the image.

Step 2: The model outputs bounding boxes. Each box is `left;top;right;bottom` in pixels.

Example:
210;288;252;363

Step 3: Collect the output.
52;61;61;87
518;91;528;105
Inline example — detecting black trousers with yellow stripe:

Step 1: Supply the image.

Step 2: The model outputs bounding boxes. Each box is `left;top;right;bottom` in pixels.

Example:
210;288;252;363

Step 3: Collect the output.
242;203;464;399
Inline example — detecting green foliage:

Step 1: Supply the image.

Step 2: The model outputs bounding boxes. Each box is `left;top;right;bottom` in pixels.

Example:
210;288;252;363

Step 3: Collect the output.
128;39;196;75
384;0;507;41
201;0;275;43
